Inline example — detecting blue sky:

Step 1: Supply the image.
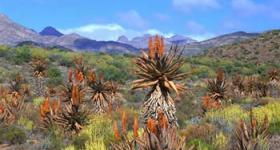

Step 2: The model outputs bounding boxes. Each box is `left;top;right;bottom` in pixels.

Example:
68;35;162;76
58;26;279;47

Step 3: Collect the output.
0;0;280;41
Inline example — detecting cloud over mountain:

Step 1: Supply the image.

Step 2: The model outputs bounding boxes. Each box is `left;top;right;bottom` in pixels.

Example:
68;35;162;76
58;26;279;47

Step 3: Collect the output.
60;23;174;41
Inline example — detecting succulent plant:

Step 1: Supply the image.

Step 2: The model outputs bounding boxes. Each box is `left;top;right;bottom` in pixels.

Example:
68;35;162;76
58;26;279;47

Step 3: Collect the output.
87;70;118;113
132;35;188;126
206;69;227;102
0;74;28;125
112;110;186;150
31;57;47;96
39;97;61;130
232;74;245;96
232;111;269;150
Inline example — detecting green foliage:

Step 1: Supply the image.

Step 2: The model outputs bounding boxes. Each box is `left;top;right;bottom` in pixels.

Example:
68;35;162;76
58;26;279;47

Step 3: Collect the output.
252;102;280;135
9;47;32;64
47;127;65;150
0;126;27;144
17;117;34;131
0;66;8;83
72;114;114;149
213;132;229;150
187;139;215;150
33;97;45;107
0;45;11;57
47;66;63;86
205;105;248;132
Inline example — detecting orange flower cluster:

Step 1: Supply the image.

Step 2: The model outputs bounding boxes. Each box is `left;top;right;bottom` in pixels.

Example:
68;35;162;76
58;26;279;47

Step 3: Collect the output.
75;70;84;82
68;68;84;83
202;96;221;111
146;110;169;137
40;97;61;119
113;121;121;140
113;111;140;140
87;70;96;83
133;116;139;138
148;35;165;59
0;104;4;114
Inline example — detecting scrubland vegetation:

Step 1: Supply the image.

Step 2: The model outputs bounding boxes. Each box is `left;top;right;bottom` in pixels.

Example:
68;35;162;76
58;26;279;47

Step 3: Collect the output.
0;36;280;150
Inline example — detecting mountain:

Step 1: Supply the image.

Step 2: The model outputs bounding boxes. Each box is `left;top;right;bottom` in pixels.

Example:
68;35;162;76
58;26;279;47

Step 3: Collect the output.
166;35;196;44
0;14;40;46
39;26;64;37
117;34;197;49
0;13;138;54
116;32;259;56
0;13;265;56
206;30;280;63
199;31;259;47
182;31;260;56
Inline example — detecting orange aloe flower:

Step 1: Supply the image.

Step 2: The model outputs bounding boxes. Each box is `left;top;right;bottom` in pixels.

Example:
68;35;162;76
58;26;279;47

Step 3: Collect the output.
40;97;51;118
0;104;4;114
133;116;139;138
113;121;120;140
148;37;155;59
147;118;158;136
121;111;127;133
71;85;79;106
158;111;168;129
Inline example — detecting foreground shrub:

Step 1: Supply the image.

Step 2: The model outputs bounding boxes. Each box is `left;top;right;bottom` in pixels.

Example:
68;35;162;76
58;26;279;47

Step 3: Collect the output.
72;114;114;149
181;123;217;144
213;132;229;150
0;126;27;144
252;102;280;123
231;112;269;150
47;66;63;86
205;105;248;132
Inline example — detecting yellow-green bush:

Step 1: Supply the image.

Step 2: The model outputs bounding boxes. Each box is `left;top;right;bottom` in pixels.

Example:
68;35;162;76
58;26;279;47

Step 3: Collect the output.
252;102;280;123
205;105;248;125
213;132;229;150
33;97;45;107
17;117;34;131
72;114;114;149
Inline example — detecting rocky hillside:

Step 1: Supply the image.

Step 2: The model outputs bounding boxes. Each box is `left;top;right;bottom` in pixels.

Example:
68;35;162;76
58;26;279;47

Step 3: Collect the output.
207;30;280;64
0;14;138;54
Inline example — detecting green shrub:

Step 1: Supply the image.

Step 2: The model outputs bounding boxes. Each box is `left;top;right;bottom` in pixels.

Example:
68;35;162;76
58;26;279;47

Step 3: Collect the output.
10;47;32;64
187;139;215;150
59;56;74;67
213;132;229;150
47;66;63;86
0;45;11;57
252;102;280;123
72;114;114;149
47;127;65;150
0;126;27;144
17;117;34;131
205;105;248;132
33;97;45;107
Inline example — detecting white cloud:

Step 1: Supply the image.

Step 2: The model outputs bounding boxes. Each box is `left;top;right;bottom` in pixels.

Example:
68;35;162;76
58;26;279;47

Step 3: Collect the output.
117;10;148;29
173;0;220;12
60;23;174;41
188;33;216;41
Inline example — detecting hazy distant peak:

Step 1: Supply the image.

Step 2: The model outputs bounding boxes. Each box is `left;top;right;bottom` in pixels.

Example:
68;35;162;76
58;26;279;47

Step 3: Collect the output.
117;35;129;43
40;26;64;37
